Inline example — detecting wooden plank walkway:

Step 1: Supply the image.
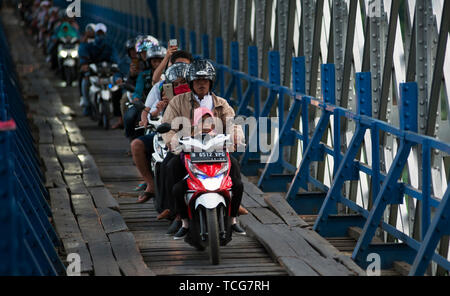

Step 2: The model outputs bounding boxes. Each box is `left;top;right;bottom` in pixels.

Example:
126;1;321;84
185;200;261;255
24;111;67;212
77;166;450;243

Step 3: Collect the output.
4;9;366;276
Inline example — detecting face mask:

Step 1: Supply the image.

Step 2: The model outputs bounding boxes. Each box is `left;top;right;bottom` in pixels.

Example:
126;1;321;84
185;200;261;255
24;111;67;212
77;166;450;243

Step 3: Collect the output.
95;35;105;44
174;83;191;96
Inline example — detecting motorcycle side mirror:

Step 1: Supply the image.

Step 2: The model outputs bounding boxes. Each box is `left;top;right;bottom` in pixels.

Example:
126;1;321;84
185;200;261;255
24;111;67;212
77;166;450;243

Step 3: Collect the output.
89;64;97;72
156;123;171;134
111;64;119;72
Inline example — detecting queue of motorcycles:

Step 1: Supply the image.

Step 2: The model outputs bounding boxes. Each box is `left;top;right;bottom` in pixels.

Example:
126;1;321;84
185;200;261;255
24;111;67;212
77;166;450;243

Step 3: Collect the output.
87;62;120;129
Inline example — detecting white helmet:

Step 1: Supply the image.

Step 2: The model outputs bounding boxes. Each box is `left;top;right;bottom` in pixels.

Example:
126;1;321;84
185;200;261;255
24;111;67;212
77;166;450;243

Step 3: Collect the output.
85;23;96;33
95;23;107;34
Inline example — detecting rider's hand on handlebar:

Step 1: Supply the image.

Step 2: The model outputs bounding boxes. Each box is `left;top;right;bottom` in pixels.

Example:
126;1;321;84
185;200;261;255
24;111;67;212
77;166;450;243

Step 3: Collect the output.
115;78;124;86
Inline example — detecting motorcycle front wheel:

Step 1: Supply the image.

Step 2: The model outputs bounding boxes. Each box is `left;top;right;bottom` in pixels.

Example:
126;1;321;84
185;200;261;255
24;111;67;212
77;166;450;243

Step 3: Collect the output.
206;208;221;265
102;101;109;130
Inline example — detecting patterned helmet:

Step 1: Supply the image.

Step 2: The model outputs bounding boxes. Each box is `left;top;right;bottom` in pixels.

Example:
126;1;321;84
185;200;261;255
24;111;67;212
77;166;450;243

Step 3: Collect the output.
135;35;159;53
164;62;190;83
147;45;167;60
186;58;216;84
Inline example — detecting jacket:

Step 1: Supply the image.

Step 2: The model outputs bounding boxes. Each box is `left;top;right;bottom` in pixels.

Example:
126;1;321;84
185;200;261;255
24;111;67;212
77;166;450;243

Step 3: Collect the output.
161;92;245;153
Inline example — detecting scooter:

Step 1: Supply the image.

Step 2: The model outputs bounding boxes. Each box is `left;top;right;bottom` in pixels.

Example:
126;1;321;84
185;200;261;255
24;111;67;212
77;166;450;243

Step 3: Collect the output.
159;124;234;265
88;62;119;129
57;37;79;86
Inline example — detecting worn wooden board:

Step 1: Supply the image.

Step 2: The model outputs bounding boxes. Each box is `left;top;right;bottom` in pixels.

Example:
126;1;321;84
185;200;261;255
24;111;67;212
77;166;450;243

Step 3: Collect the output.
348;226;383;243
88;241;122;276
77;213;109;244
71;194;96;217
45;171;67;188
83;169;104;188
71;145;89;155
97;207;129;234
269;224;353;276
77;154;99;171
240;193;261;208
248;207;285;224
39;144;58;159
42;156;63;172
49;188;71;211
64;174;89;195
243;181;265;196
56;146;82;175
98;165;141;181
278;257;319;276
52;208;83;240
239;214;298;260
108;231;155;276
68;132;86;145
89;187;120;210
61;236;93;274
264;194;309;228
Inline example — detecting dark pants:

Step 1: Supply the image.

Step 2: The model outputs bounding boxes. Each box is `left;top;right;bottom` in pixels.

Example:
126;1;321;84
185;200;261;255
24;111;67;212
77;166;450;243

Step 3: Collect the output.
156;152;179;214
112;89;122;117
172;156;243;219
123;106;143;140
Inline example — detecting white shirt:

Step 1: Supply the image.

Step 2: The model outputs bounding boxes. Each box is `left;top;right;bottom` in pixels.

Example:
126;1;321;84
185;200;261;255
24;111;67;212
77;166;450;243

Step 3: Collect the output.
144;81;164;120
193;93;214;111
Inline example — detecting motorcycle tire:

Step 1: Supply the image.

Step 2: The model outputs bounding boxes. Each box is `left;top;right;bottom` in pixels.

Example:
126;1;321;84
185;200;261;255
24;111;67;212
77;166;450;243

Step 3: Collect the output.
206;208;221;265
102;101;109;130
153;162;162;212
103;113;109;130
64;66;72;87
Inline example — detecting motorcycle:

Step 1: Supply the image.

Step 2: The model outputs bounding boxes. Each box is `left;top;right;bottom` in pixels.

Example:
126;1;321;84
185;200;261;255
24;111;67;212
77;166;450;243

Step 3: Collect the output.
57;37;79;86
88;62;119;129
159;123;234;265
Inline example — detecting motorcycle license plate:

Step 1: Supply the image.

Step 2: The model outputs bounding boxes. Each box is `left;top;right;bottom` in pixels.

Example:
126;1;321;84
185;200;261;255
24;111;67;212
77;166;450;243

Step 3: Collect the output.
190;151;227;163
63;59;76;67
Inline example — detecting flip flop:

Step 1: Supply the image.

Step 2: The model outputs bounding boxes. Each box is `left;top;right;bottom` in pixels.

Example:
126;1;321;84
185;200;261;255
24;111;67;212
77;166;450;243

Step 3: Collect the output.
133;183;147;192
157;209;171;220
136;192;154;203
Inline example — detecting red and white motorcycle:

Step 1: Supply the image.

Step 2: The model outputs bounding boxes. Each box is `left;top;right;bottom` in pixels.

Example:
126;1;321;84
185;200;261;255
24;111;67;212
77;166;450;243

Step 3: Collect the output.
160;125;234;265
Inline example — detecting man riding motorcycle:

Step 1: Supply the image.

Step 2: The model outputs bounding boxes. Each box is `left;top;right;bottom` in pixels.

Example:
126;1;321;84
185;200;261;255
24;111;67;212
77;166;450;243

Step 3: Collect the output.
112;37;142;130
131;60;192;205
79;23;120;116
123;40;166;142
160;58;247;239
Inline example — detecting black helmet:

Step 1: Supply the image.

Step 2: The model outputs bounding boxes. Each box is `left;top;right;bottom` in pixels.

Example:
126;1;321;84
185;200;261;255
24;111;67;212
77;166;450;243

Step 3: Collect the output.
186;58;216;91
165;62;190;84
125;38;136;51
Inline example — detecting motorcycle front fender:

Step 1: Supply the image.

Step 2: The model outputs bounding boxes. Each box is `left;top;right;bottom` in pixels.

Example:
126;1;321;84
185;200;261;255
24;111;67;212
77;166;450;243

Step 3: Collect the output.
195;193;226;210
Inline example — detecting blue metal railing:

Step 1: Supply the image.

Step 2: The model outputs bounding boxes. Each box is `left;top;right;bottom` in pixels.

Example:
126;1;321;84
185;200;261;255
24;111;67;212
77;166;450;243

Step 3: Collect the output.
0;18;64;275
51;1;450;275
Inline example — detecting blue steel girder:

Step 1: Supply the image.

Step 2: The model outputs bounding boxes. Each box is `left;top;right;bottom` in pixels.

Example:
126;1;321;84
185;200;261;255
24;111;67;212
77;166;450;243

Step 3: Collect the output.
239;51;281;175
257;57;306;192
352;82;419;269
409;186;450;275
286;63;335;199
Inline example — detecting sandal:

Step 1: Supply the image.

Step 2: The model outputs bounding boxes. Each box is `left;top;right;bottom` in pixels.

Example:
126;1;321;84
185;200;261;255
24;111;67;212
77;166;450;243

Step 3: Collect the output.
157;209;171;220
136;191;154;203
133;183;147;192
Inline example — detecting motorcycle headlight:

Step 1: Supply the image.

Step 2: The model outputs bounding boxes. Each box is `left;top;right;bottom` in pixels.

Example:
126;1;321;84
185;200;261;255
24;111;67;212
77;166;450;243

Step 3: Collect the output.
187;160;207;178
70;51;78;58
59;50;68;58
214;162;229;177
